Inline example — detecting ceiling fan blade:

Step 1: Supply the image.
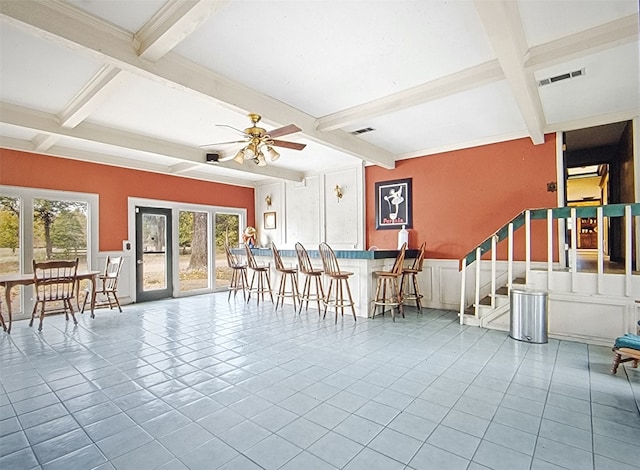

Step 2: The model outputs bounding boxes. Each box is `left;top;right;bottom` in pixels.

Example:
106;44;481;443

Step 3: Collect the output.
271;139;306;151
215;124;247;135
268;124;301;139
199;140;247;148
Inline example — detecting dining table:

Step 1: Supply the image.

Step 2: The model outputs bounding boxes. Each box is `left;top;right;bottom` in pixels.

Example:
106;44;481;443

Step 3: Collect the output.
0;270;100;334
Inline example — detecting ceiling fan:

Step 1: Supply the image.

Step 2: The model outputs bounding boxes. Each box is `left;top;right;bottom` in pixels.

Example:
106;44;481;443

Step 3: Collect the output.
202;113;306;166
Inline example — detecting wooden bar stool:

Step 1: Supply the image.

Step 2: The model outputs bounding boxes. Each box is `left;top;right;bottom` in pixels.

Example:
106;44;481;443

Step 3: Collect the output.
371;243;406;321
244;244;273;304
272;242;299;310
319;242;356;323
225;243;248;301
400;241;426;312
295;242;324;315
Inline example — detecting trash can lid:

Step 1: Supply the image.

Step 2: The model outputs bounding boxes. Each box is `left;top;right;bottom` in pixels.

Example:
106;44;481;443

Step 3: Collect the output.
511;288;547;296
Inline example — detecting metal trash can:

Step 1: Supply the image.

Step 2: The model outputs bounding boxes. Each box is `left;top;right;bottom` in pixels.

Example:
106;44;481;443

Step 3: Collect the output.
510;289;548;343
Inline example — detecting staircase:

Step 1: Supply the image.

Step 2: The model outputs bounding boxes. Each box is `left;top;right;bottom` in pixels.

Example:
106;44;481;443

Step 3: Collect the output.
458;204;640;344
463;278;524;329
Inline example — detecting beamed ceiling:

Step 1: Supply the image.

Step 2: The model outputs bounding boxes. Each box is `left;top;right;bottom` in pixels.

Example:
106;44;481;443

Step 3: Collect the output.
0;0;638;187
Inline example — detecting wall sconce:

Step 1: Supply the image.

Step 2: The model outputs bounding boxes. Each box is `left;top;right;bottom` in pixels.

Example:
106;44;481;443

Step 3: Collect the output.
334;185;343;202
265;194;272;208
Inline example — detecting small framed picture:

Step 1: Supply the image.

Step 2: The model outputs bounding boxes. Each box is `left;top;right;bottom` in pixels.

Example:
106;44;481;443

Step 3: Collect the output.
264;211;277;230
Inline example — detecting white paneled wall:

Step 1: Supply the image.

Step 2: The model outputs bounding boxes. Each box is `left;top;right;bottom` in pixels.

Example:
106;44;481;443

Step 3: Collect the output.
256;164;364;249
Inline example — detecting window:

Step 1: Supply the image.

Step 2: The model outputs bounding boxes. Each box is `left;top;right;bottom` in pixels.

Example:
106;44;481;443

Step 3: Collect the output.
0;186;97;318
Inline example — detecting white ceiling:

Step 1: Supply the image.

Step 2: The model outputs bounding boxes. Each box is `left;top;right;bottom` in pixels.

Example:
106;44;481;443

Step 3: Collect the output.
0;0;638;187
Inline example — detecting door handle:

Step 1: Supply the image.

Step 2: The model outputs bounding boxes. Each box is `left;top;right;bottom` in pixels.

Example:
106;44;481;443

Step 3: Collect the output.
137;260;143;265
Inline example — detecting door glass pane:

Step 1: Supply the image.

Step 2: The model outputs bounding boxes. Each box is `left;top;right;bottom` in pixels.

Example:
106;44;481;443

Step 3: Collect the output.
142;213;168;291
215;213;240;290
179;210;209;292
0;196;21;313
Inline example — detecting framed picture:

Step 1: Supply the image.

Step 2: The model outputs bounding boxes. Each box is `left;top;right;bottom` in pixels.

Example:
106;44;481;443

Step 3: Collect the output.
375;178;412;230
263;211;277;230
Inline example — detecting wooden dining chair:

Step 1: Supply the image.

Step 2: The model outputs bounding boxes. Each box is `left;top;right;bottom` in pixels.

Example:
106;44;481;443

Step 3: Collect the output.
295;242;324;315
371;243;406;321
319;242;356;323
244;243;273;304
400;241;426;312
224;243;248;301
81;256;124;315
272;242;299;310
31;258;79;331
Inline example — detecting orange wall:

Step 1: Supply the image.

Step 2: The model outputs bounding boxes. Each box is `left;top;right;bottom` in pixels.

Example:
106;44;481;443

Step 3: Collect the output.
0;149;255;251
366;135;558;260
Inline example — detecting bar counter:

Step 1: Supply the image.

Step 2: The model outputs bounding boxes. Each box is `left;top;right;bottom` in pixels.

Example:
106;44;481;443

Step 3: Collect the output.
235;248;418;318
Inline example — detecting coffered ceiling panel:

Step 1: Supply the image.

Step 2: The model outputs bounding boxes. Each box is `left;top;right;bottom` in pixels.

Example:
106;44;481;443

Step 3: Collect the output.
536;42;640;126
351;80;528;156
0;21;104;113
173;0;495;116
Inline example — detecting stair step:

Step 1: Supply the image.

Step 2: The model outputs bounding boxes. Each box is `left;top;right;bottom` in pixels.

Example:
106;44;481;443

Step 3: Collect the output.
496;286;508;296
513;277;525;285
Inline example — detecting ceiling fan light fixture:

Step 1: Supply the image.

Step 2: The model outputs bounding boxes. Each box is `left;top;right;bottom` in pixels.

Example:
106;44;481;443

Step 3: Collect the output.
267;146;280;162
233;149;245;164
207;113;304;168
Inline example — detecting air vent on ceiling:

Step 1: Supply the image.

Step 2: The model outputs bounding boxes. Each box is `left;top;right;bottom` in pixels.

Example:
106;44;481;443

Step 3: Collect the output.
350;127;375;135
538;68;585;87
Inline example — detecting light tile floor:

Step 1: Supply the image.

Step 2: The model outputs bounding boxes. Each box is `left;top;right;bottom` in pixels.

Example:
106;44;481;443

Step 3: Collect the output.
1;295;639;470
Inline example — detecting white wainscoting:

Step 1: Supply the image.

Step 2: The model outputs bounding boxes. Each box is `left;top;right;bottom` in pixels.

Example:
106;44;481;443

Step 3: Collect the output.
256;164;364;250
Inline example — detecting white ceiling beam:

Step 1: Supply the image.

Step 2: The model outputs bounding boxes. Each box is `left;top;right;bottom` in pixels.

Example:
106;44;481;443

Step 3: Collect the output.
134;0;224;61
60;0;222;130
0;102;305;182
526;14;639;70
0;136;257;188
169;161;200;174
31;133;59;152
1;102;205;162
0;0;396;169
317;60;504;132
205;160;304;182
544;108;640;134
58;65;125;128
474;0;545;145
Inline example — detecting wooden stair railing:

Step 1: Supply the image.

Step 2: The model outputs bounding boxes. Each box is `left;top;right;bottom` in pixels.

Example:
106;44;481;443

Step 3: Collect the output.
459;203;640;325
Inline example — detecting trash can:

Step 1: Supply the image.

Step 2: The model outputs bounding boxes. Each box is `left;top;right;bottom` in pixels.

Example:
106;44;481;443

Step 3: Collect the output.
510;289;548;343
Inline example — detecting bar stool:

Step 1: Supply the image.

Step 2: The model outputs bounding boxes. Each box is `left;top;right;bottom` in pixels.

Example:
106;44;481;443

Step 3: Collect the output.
400;241;426;312
295;242;324;315
319;242;356;323
224;243;248;301
272;242;299;310
371;243;406;321
244;244;273;304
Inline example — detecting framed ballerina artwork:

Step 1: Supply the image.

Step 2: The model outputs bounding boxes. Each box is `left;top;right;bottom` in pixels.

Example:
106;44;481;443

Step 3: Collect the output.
375;178;413;230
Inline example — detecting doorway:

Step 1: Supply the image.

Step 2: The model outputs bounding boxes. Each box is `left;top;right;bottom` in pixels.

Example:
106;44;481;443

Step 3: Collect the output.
136;206;173;302
563;120;635;270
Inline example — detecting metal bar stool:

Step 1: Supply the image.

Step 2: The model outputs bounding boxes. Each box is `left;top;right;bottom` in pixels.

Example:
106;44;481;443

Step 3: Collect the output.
272;242;299;310
244;244;273;304
400;241;426;312
295;242;324;315
225;243;248;301
319;242;356;323
371;243;407;321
